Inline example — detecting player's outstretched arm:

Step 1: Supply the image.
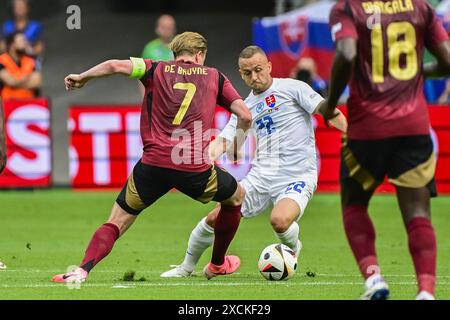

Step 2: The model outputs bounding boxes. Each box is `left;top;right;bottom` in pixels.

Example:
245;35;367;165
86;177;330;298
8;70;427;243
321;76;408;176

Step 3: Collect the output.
424;40;450;78
325;38;357;118
64;59;133;90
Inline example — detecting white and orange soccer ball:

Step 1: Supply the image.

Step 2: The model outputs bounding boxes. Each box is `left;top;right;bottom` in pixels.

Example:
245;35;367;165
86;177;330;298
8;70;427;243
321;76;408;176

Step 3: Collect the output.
258;244;297;281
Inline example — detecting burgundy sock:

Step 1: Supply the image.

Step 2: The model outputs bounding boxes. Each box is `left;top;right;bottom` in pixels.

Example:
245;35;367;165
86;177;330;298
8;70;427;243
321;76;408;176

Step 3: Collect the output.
211;204;242;266
80;223;120;272
407;217;436;294
343;205;379;279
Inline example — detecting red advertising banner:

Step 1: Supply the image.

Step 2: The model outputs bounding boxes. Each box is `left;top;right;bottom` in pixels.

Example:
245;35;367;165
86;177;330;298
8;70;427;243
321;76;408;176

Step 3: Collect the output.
0;99;51;188
69;106;141;188
315;107;450;193
69;105;450;193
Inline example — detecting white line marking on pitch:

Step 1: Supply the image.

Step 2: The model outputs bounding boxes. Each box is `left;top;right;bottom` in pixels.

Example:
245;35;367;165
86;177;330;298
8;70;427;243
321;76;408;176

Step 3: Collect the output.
317;274;450;278
1;281;449;289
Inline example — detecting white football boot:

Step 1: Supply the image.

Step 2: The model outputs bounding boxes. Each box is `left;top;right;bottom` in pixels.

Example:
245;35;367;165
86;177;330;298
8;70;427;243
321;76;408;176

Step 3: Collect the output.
0;261;6;270
160;265;193;278
416;291;435;300
361;273;390;300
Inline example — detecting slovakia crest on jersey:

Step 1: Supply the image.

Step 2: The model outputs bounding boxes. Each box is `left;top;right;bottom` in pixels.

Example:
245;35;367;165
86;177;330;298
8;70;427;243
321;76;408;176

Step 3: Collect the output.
265;95;276;108
279;16;308;59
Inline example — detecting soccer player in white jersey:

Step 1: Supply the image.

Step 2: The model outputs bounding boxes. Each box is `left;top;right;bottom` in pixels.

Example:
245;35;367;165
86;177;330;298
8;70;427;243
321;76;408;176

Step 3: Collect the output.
161;45;347;277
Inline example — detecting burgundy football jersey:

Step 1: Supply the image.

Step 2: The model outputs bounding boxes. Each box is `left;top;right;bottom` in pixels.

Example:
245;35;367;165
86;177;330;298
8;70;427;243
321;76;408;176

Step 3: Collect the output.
139;59;241;171
330;0;449;139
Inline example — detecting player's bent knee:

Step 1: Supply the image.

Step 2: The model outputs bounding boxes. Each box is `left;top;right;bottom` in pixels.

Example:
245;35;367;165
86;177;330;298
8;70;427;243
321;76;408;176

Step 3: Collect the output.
222;198;242;206
221;184;245;206
236;184;246;203
403;210;431;225
270;215;292;233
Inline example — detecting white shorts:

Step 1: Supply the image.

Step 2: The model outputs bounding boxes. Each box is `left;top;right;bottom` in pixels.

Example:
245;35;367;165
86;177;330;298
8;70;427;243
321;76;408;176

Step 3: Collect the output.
239;169;317;219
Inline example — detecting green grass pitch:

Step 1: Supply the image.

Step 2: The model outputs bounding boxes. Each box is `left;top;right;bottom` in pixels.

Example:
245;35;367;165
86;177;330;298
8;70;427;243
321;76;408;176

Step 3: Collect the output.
0;190;449;300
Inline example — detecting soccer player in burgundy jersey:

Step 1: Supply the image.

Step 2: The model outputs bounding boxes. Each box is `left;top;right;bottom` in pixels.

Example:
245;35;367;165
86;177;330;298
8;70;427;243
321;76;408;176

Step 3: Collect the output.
52;32;252;283
323;0;450;300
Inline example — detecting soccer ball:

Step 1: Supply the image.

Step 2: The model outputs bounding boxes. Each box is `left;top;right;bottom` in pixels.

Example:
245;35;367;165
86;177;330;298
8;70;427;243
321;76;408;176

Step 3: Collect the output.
258;243;297;281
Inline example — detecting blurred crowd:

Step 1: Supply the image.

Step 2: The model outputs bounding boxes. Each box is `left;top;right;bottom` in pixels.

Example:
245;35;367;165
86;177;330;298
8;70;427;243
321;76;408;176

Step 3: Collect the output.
1;0;450;106
0;0;42;100
277;0;450;105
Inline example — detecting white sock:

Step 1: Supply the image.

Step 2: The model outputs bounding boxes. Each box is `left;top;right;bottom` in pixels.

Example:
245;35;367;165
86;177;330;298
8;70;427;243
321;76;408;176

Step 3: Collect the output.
181;217;214;273
275;221;300;252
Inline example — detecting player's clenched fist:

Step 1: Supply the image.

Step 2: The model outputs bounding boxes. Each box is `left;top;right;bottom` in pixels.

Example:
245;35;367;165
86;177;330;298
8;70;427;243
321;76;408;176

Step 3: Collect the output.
64;74;88;90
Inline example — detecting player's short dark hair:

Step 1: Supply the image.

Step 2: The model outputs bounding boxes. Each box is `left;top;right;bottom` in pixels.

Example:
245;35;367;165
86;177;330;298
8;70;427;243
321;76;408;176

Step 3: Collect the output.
239;46;267;60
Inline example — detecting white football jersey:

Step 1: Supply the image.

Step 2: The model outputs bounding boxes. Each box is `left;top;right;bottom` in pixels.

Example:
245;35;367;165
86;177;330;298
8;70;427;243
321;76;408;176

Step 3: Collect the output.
220;78;323;177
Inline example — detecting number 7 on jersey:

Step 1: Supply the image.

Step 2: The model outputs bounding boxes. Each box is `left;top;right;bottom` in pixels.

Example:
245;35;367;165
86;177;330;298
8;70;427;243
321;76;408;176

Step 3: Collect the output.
172;82;197;125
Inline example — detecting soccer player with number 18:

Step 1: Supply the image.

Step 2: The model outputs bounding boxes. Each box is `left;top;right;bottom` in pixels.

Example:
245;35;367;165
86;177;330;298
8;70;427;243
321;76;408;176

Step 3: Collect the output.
324;0;450;300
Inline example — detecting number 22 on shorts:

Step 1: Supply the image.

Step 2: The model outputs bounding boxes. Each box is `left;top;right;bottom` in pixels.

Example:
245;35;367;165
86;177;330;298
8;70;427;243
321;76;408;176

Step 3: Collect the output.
285;181;306;194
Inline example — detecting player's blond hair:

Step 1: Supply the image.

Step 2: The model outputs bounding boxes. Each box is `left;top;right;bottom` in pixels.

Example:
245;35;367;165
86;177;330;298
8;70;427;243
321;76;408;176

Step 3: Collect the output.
169;32;207;58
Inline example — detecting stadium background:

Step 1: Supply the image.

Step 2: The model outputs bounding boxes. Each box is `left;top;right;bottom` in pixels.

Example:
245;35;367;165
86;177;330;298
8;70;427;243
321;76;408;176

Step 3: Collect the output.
1;0;450;301
0;0;271;187
1;0;450;191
